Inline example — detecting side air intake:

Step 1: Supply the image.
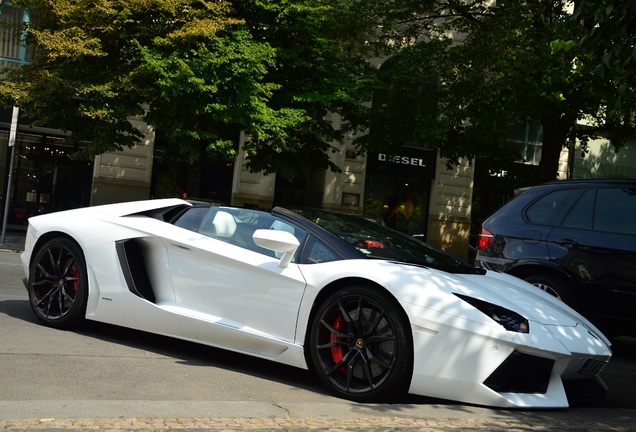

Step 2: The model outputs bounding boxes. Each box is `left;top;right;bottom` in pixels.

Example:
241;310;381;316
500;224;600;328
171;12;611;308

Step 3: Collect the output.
116;239;156;303
484;351;554;394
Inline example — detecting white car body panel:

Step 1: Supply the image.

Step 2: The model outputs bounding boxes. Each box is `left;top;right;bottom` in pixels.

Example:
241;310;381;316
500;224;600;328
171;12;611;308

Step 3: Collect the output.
21;199;612;408
297;259;609;407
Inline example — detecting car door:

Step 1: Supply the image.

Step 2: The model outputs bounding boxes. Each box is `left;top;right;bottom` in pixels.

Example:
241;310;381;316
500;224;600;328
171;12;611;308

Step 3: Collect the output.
547;186;636;326
507;188;581;262
163;207;308;346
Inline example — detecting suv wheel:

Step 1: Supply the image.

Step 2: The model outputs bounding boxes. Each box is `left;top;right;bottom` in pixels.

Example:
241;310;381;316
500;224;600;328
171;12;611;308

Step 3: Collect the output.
523;274;575;306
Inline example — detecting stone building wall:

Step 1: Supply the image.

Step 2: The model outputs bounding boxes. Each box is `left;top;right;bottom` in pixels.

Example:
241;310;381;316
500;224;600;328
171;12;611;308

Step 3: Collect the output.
426;157;474;260
90;115;155;205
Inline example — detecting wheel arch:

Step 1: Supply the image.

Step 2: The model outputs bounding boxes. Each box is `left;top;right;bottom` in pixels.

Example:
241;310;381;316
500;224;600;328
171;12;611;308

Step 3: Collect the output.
505;262;586;310
303;276;413;366
505;262;574;286
28;231;83;267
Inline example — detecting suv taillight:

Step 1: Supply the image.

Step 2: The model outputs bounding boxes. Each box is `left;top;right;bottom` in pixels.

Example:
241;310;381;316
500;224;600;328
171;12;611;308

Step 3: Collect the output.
477;228;494;250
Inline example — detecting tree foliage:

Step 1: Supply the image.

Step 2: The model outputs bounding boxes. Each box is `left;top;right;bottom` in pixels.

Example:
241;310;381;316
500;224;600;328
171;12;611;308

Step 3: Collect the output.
2;1;635;184
574;0;636;115
365;0;636;182
229;0;377;178
0;0;376;179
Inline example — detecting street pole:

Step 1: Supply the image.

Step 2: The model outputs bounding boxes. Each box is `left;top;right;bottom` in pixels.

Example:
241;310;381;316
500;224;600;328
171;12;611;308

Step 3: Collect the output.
0;0;30;244
0;5;29;246
1;106;19;245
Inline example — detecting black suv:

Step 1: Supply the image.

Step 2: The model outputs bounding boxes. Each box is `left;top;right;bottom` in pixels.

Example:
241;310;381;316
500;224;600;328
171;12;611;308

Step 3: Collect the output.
475;179;636;337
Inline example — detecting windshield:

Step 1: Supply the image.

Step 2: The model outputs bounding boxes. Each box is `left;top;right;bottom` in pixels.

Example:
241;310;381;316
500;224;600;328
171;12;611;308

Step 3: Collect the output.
295;209;483;274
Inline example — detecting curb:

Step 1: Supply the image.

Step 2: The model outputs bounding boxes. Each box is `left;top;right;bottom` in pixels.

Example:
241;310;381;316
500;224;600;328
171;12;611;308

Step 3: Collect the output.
0;234;25;253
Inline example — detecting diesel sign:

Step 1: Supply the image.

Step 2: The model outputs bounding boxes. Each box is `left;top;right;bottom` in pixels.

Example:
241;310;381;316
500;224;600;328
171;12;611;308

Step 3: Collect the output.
378;154;429;167
368;148;436;179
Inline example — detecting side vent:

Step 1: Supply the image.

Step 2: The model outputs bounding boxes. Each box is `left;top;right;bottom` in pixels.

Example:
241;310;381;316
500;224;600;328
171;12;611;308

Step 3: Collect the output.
116;239;156;303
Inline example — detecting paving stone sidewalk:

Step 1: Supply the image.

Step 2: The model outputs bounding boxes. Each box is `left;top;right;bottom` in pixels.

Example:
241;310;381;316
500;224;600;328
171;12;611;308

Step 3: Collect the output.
0;232;25;253
0;416;634;431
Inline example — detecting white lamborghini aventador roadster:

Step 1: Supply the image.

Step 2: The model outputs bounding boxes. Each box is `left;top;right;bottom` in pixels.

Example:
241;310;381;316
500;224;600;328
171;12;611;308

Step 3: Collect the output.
21;199;611;408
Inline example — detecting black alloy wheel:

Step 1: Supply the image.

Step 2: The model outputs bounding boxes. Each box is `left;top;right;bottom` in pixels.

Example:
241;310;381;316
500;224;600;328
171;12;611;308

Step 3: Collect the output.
309;285;412;402
524;274;577;306
28;237;88;329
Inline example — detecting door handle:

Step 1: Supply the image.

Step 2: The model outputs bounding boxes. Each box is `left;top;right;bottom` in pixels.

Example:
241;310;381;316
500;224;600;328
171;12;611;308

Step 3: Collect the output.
555;239;580;248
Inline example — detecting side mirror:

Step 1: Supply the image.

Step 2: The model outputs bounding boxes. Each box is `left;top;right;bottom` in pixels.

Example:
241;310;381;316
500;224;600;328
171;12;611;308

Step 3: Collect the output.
252;229;300;268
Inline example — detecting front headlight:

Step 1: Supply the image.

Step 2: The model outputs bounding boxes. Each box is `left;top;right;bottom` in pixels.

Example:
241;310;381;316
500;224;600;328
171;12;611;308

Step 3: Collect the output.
455;293;529;333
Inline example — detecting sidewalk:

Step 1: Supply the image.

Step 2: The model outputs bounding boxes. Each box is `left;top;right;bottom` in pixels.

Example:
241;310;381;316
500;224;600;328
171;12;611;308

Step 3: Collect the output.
0;231;25;253
0;415;634;431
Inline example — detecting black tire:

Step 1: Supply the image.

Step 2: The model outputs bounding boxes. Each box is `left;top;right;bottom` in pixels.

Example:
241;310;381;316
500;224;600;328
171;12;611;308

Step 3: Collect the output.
524;274;576;306
27;237;88;329
309;285;412;402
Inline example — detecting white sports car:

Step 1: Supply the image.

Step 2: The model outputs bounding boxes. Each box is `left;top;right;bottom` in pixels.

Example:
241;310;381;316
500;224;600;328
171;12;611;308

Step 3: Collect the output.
21;199;611;408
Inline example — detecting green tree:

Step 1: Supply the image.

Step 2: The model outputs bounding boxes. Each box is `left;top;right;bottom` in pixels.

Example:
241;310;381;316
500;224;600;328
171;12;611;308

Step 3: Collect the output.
229;0;377;178
366;0;636;183
574;0;636;115
0;0;376;179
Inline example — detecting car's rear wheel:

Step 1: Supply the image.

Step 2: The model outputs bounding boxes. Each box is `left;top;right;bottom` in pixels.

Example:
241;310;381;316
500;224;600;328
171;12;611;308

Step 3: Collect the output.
309;285;412;402
27;237;88;329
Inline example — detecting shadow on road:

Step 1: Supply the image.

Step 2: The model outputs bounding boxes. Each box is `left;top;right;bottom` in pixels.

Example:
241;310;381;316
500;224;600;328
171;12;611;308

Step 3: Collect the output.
80;319;328;395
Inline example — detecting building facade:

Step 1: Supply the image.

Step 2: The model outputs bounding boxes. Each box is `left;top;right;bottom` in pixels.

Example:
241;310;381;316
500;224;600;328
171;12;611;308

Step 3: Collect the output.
229;111;475;260
3;3;634;261
1;3;154;229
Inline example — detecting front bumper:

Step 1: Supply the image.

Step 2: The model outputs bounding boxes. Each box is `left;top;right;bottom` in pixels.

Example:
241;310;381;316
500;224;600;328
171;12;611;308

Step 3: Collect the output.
407;319;611;408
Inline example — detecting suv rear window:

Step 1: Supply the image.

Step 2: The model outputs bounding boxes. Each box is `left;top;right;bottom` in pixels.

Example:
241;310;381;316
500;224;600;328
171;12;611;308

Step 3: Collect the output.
556;186;636;235
595;187;636;235
525;189;579;225
561;189;594;230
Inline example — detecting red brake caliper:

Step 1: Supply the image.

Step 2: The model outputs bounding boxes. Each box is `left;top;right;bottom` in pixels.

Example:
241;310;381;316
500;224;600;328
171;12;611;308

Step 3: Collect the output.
330;315;346;374
72;265;79;292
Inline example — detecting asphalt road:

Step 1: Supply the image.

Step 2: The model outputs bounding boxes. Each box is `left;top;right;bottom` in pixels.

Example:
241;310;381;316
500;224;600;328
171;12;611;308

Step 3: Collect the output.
1;248;636;430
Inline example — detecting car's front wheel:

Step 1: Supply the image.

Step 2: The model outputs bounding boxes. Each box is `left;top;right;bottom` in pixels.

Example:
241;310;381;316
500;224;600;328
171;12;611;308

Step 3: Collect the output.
309;285;412;402
27;237;88;329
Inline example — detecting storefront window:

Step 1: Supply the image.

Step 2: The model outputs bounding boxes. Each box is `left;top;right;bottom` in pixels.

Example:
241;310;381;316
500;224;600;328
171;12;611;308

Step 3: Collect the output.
364;147;436;239
364;174;430;238
3;132;93;226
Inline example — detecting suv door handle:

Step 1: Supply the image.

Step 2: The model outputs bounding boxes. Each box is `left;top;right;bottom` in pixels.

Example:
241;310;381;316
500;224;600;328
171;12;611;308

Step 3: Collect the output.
555;239;581;248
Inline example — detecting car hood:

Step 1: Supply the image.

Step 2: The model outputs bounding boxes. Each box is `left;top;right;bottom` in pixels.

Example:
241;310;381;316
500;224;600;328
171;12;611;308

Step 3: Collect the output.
448;269;612;347
315;259;597;333
378;261;601;333
455;270;607;333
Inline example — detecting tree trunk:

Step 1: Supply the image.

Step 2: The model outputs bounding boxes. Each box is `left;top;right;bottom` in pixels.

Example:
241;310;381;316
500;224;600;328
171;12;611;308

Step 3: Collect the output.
537;114;576;183
187;160;202;198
